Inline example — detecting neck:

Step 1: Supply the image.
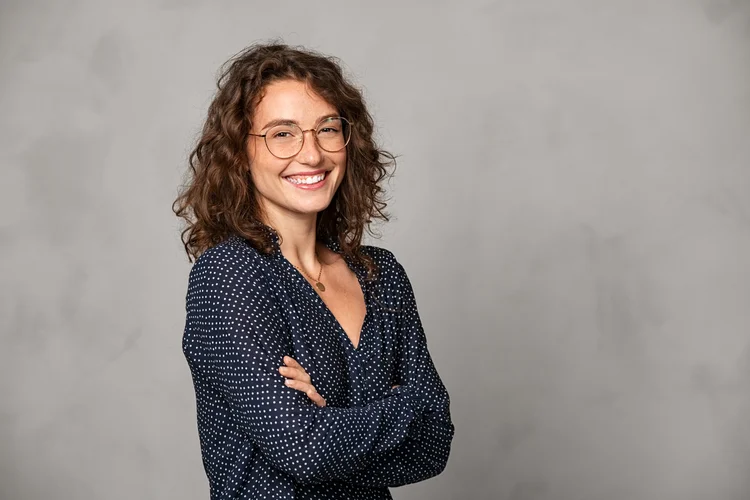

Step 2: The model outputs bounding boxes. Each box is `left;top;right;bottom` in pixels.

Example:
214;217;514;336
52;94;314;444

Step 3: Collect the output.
263;209;321;273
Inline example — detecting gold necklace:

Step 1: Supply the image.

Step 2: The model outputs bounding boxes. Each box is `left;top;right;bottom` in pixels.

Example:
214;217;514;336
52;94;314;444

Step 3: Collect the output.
292;251;326;292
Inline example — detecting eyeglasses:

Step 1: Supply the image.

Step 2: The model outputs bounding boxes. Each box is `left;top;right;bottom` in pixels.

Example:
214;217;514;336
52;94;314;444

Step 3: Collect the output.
248;116;353;159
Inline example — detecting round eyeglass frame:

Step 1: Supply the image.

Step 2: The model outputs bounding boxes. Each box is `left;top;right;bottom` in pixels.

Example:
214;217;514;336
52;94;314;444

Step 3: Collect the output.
248;116;353;159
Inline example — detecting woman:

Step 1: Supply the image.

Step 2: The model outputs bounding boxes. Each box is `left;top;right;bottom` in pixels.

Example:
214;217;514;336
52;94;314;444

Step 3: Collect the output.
173;42;454;500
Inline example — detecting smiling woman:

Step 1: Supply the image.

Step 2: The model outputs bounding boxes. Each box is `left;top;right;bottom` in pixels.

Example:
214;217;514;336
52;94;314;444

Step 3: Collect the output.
245;80;348;218
172;42;454;500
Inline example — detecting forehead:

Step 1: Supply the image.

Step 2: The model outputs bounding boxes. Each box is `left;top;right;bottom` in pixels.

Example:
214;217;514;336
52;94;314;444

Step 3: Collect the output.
253;79;337;125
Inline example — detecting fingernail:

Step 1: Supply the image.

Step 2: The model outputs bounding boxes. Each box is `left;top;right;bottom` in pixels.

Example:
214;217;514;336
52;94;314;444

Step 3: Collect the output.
285;379;292;385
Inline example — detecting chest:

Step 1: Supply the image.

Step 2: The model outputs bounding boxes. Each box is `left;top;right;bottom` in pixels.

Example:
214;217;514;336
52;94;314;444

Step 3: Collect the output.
277;263;400;405
314;260;367;350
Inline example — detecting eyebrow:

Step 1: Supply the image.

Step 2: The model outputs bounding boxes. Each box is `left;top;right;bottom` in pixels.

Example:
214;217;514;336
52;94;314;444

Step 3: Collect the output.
259;113;340;131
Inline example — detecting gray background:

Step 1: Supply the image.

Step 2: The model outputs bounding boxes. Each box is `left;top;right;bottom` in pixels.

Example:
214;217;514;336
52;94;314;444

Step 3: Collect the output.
1;0;749;499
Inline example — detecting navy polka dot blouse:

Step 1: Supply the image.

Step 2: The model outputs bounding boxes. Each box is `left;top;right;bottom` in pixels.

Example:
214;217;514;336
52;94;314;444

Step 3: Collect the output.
182;226;455;499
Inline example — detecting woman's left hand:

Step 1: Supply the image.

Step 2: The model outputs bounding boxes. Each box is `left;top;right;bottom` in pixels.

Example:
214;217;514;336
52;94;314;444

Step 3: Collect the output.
279;356;327;407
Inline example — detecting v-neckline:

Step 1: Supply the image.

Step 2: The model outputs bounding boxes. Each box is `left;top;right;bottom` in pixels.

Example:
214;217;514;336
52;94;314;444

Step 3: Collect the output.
282;244;369;353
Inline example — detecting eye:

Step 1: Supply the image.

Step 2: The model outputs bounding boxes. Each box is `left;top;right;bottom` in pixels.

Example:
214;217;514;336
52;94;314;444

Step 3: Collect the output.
270;128;298;139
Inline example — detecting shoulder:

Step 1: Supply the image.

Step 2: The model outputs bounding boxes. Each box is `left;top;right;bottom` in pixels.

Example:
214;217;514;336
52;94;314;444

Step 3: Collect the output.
183;237;288;356
187;235;271;307
360;244;413;300
360;244;403;275
190;235;267;279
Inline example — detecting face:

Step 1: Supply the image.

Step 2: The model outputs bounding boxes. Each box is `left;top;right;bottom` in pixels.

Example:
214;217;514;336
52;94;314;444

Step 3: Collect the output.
247;79;347;225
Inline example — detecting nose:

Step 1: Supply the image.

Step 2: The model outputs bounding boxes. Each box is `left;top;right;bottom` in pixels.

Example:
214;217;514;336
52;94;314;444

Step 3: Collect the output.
296;129;323;165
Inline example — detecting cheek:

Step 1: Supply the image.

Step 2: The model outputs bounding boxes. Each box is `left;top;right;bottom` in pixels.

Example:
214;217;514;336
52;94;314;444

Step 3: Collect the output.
248;149;288;184
335;151;347;174
338;154;347;182
252;164;286;192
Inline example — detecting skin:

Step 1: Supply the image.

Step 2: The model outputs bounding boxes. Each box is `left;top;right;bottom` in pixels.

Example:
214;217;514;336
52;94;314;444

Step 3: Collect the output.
280;357;328;407
247;78;346;272
247;79;396;407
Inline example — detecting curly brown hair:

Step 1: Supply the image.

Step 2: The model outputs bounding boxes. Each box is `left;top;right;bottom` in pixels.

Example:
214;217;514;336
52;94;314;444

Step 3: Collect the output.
172;41;396;280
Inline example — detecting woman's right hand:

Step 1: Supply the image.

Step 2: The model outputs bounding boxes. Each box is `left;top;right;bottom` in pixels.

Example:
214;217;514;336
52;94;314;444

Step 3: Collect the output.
279;356;327;407
280;355;402;406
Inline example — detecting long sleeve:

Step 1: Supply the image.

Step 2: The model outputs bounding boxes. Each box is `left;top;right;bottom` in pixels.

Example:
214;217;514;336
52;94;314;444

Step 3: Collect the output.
340;258;455;488
182;247;425;486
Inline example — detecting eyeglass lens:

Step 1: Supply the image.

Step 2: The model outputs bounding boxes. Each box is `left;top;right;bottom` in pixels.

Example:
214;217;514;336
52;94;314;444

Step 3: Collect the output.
264;117;351;158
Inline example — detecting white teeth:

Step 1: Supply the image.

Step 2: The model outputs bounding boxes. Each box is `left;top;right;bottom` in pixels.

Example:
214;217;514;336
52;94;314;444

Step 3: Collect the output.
286;173;326;185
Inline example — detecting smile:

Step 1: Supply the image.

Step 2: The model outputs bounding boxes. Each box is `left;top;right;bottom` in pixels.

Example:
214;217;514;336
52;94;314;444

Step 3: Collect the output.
283;171;329;190
286;173;326;184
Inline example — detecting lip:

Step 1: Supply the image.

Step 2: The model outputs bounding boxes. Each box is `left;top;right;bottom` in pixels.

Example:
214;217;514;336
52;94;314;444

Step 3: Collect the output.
283;170;329;190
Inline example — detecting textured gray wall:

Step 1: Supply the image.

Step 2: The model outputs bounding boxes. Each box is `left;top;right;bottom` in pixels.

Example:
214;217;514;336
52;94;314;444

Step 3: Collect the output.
1;1;749;499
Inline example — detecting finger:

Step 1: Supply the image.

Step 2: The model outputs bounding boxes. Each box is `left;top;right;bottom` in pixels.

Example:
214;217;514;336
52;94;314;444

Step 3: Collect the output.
306;388;326;407
392;385;400;389
278;366;312;384
283;356;302;368
284;379;326;407
281;358;312;383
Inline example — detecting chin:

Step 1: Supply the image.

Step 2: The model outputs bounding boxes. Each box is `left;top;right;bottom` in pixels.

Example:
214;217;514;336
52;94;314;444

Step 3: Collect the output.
295;201;333;214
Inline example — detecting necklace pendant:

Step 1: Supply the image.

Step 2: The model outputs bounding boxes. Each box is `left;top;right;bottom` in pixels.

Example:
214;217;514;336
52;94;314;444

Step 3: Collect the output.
315;281;326;292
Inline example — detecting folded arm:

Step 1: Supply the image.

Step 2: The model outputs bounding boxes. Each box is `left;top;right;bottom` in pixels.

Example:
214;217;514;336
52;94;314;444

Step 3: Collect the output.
339;257;455;488
182;247;424;485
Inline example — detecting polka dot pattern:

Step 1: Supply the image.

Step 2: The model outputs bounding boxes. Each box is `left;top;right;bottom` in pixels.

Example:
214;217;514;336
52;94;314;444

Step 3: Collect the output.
182;228;454;499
